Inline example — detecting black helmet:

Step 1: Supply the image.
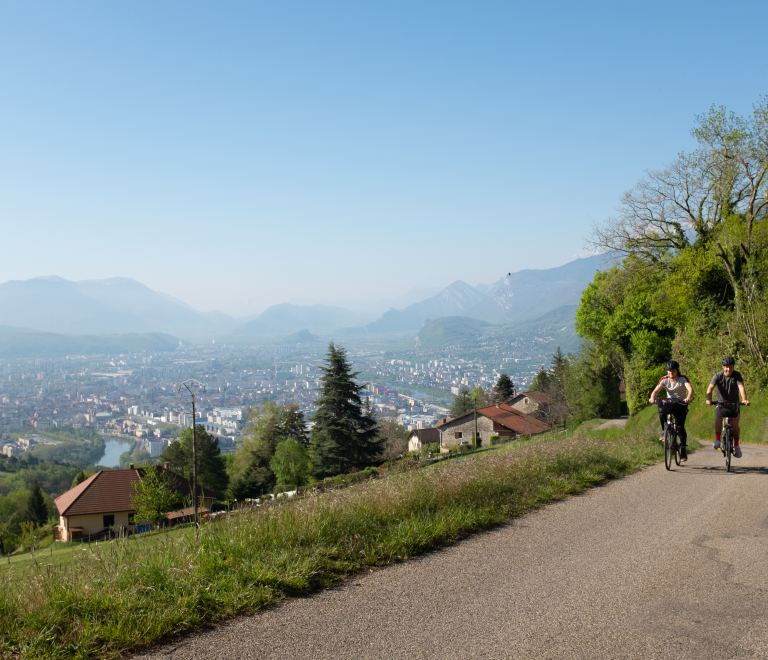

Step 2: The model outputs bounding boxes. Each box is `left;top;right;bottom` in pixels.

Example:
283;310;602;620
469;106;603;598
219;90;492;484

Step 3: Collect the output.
722;356;735;366
665;360;679;371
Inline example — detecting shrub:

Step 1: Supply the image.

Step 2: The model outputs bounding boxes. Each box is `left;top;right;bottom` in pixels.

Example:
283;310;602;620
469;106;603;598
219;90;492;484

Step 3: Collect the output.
489;435;501;445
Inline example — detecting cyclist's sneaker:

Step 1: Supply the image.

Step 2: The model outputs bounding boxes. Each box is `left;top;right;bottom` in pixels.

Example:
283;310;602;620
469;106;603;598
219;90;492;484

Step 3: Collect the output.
735;446;743;458
680;447;688;461
659;434;664;443
713;440;721;449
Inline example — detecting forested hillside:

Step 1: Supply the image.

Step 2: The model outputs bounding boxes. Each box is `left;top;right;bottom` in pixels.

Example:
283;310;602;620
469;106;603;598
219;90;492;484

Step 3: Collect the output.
575;99;768;414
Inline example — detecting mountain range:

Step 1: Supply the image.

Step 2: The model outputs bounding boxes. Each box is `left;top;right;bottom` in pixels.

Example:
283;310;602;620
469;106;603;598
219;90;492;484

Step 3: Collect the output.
0;254;612;345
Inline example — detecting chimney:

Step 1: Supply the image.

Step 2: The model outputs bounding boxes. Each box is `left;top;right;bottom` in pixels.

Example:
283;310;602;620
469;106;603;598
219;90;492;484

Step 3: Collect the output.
129;463;135;469
496;403;500;408
163;462;170;471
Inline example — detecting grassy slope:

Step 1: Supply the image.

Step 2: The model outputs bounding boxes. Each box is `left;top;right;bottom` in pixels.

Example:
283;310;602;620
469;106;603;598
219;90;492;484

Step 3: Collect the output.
0;430;664;660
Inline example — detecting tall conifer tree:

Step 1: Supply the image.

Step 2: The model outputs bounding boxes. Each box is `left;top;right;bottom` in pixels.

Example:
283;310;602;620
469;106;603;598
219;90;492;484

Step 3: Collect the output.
310;343;382;478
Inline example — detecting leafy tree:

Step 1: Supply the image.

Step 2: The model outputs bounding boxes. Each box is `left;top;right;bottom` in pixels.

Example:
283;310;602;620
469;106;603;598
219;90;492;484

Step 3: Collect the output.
24;480;48;527
130;467;181;526
19;521;43;553
71;470;92;488
449;386;472;418
230;402;309;495
469;386;491;409
309;343;382;479
492;374;515;404
270;438;312;488
161;425;229;496
377;410;407;463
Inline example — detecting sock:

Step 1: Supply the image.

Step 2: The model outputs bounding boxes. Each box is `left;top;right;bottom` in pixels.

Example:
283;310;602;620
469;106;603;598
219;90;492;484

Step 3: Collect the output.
735;438;740;446
716;432;721;443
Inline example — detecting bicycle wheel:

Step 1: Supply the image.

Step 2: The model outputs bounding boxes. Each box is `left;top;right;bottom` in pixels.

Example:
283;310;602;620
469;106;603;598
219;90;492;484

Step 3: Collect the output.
673;428;682;466
724;426;733;472
664;425;674;470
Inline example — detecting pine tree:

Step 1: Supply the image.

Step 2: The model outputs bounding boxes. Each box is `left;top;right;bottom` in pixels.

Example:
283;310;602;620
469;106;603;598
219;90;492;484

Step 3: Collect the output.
309;343;382;479
25;480;48;527
492;373;515;404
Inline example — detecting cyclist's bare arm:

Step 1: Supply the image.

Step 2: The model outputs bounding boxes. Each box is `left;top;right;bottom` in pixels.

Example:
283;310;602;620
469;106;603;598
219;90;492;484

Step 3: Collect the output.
649;383;664;404
684;381;693;403
706;383;715;405
739;382;750;405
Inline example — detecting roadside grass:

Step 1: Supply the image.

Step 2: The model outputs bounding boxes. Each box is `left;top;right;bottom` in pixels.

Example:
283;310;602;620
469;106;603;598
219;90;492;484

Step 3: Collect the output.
0;432;663;660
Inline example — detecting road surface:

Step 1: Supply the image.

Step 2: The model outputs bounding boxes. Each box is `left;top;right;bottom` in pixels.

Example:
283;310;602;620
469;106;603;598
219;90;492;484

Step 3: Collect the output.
135;442;768;659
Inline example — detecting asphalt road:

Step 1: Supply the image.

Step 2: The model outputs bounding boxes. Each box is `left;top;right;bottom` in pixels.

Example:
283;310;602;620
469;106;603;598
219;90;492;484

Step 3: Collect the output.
135;442;768;660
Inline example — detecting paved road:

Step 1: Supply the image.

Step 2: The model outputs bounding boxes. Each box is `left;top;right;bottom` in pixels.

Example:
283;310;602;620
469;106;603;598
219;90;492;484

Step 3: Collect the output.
136;443;768;660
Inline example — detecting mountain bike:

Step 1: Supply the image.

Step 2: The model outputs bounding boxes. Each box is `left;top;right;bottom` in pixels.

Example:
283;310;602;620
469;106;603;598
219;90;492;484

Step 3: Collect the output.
718;402;747;472
660;399;687;471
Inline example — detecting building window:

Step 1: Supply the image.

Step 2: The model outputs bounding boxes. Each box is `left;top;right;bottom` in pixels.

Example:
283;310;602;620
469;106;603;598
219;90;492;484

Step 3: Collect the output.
103;514;115;528
455;431;463;439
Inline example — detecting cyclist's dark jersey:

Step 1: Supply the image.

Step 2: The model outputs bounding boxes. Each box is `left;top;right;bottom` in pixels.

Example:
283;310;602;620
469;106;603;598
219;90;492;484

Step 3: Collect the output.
710;370;744;404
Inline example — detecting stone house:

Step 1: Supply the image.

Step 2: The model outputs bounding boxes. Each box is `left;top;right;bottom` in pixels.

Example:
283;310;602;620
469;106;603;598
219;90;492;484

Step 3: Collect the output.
508;391;552;420
406;428;441;453
434;403;550;450
54;464;217;542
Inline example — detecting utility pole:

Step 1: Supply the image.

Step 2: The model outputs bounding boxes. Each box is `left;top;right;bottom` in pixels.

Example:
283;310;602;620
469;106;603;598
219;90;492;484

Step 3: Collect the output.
474;396;478;447
178;379;205;543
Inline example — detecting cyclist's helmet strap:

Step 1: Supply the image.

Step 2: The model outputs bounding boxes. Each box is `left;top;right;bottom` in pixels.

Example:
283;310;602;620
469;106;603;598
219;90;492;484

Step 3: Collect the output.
722;356;735;366
665;360;679;371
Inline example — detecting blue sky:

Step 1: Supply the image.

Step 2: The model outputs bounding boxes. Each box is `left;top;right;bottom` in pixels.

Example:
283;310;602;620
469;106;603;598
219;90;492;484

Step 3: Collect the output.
0;1;765;315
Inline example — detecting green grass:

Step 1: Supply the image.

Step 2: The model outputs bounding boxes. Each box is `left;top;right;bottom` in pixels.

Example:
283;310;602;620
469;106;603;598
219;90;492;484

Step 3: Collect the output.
0;431;664;660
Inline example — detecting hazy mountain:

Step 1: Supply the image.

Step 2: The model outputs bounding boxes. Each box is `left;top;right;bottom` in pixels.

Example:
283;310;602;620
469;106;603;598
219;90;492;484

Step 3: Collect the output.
366;281;488;333
235;303;368;336
0;328;180;359
277;329;321;344
466;254;612;325
414;304;579;351
0;277;236;337
415;316;491;349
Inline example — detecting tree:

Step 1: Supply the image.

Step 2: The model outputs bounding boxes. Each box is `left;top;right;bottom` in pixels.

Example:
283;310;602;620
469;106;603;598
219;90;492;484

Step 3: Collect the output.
0;514;16;556
71;470;92;488
130;467;181;526
25;480;48;527
530;367;551;393
377;410;407;463
270;438;312;488
449;386;472;418
230;402;309;495
492;374;515;404
161;425;229;496
588;98;768;383
309;343;382;479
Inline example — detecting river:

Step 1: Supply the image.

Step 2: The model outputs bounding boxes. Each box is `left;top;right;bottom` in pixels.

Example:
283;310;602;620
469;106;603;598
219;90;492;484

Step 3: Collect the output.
98;436;134;468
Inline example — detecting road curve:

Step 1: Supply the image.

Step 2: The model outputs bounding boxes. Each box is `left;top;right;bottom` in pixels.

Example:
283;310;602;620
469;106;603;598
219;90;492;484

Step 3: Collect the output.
135;443;768;660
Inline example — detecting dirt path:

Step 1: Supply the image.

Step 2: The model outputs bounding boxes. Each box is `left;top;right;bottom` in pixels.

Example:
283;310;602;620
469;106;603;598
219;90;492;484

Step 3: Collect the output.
595;416;629;429
135;443;768;660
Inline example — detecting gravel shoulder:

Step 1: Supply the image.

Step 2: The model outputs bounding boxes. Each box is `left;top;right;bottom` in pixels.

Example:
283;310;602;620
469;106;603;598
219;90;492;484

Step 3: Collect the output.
135;442;768;660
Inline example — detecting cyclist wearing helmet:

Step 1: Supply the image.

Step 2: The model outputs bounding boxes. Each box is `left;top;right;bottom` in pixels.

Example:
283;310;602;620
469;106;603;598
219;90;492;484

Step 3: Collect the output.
706;356;750;458
649;360;693;461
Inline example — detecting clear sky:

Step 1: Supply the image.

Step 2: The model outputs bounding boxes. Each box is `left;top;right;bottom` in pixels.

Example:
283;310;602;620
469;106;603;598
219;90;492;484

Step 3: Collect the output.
0;1;765;316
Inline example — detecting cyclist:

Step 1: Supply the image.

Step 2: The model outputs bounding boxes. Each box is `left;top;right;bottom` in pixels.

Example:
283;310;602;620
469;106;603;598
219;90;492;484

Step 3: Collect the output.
649;360;693;461
706;356;750;458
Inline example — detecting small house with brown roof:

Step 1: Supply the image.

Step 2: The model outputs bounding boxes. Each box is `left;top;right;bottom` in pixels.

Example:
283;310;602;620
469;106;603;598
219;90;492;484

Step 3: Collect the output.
508;391;552;420
406;428;441;453
435;403;550;449
54;465;217;541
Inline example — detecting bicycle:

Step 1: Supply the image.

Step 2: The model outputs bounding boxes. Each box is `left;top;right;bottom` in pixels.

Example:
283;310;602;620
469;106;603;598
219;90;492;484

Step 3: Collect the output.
659;399;687;471
717;402;747;472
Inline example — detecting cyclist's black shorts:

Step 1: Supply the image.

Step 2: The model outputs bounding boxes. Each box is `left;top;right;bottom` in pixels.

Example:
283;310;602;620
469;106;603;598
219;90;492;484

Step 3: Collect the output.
716;402;740;418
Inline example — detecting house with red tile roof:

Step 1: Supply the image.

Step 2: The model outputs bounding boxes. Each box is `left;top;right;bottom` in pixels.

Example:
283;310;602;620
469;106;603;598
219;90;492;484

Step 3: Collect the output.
434;403;550;449
54;465;217;541
508;391;552;420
